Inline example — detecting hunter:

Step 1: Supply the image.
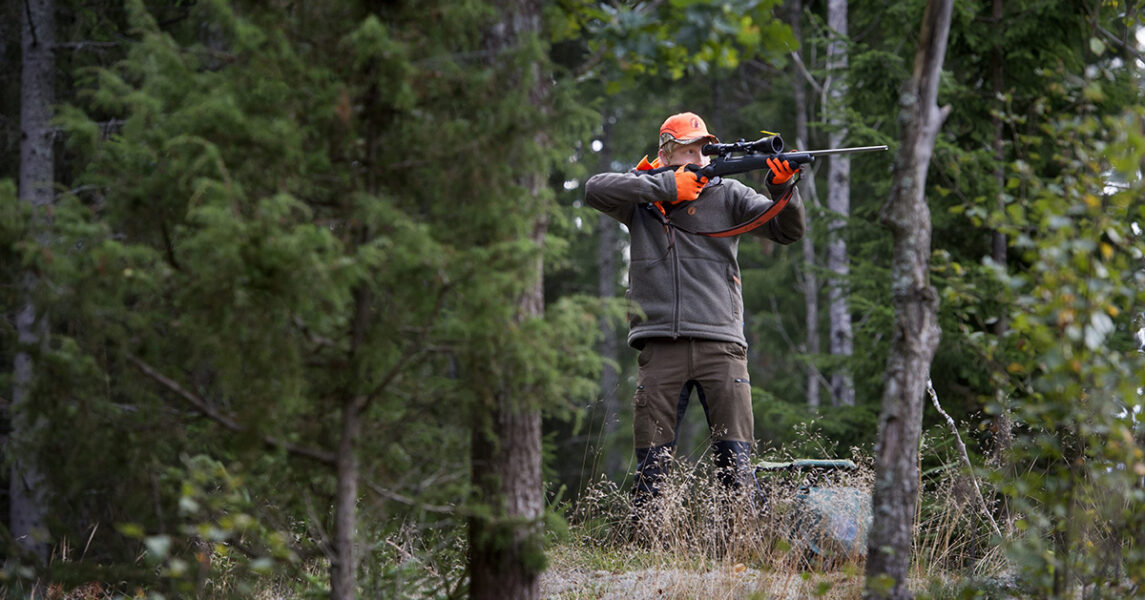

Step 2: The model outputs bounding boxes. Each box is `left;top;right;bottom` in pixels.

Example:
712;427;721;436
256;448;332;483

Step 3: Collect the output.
585;111;805;514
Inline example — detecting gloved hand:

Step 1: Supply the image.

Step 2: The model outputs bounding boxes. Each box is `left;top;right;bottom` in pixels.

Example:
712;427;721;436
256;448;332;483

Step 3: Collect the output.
766;157;799;185
674;165;709;202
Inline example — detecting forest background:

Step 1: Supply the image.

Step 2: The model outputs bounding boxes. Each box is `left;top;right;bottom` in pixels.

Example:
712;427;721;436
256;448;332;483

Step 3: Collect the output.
3;0;1145;598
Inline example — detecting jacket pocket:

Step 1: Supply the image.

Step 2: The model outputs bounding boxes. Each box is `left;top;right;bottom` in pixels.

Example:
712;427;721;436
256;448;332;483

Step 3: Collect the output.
726;264;743;322
629;258;674;328
677;257;734;327
724;342;748;360
638;344;655;367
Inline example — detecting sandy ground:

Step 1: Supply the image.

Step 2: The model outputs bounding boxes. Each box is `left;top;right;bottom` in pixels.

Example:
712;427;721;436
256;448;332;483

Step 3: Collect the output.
539;564;866;599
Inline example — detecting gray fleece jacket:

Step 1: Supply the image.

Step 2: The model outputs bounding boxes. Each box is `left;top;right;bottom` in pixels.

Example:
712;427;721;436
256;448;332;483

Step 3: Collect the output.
585;169;804;349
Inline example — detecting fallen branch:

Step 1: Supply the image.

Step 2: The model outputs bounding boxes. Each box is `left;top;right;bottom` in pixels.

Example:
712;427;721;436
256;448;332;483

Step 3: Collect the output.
926;378;1003;539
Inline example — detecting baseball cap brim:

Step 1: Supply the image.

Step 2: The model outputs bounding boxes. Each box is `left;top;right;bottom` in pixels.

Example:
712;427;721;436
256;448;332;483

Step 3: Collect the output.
659;132;719;148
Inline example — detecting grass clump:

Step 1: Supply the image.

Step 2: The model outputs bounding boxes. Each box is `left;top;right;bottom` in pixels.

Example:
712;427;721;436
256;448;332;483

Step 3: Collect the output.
548;446;875;599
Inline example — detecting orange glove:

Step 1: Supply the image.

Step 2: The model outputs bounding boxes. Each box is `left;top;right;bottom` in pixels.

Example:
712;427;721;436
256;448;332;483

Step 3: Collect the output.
766;157;799;185
674;165;708;202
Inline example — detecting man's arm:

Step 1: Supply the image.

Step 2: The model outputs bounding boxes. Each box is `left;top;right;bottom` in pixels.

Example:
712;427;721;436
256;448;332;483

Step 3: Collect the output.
585;171;676;224
723;178;805;244
761;180;805;244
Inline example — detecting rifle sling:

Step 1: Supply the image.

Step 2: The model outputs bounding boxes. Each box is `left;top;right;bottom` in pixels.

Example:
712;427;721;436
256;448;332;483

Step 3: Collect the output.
645;183;795;239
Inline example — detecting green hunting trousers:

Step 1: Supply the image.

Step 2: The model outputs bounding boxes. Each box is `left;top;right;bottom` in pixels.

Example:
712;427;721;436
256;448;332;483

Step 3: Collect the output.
631;337;756;500
633;337;753;448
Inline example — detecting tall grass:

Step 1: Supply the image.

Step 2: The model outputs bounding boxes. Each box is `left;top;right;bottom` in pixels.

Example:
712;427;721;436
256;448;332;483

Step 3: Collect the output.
552;444;875;599
549;430;1011;599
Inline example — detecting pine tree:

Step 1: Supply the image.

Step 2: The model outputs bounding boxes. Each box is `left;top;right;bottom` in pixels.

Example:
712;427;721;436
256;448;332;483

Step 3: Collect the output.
39;1;601;596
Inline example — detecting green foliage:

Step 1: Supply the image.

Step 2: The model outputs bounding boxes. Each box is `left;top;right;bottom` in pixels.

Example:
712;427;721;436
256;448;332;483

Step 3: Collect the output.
15;0;604;595
116;455;303;598
985;57;1145;595
0;179;24;325
567;0;795;90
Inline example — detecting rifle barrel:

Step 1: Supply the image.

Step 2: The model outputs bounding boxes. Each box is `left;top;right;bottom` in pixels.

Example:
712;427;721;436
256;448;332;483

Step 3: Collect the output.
800;145;888;156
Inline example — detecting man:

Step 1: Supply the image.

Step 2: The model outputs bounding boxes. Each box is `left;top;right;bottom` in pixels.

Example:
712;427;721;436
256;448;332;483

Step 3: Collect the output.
585;111;804;510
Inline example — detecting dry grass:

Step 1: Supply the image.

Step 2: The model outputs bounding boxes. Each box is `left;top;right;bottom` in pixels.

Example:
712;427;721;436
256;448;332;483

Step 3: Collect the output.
911;465;1010;583
546;451;876;599
546;438;1017;599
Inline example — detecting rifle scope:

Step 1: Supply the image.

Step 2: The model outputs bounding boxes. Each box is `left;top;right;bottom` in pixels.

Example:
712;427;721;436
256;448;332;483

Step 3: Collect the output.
702;135;783;157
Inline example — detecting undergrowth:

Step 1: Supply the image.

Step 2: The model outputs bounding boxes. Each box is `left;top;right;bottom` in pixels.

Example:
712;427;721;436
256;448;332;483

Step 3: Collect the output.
547;431;1014;599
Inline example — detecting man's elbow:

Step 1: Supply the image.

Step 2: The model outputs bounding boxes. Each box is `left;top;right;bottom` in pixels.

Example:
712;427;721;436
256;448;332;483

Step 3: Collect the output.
776;227;805;245
584;176;609;211
768;217;805;244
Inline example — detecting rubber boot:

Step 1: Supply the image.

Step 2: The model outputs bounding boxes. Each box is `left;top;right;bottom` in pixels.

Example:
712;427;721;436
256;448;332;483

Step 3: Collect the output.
714;440;767;511
633;443;674;509
626;444;675;545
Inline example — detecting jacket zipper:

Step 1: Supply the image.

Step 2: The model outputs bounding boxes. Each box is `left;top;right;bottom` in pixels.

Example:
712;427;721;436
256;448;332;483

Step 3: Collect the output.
670;223;681;338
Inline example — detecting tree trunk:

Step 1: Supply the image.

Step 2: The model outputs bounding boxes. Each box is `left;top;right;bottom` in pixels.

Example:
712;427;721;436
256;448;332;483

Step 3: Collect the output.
791;0;822;410
864;0;952;598
826;0;855;407
11;0;55;569
596;121;622;478
469;3;547;599
329;275;374;600
470;391;544;600
989;0;1014;474
330;393;361;600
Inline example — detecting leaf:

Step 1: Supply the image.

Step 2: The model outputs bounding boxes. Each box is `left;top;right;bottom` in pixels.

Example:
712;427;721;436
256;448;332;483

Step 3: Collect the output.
1084;312;1114;350
117;523;145;539
144;535;172;561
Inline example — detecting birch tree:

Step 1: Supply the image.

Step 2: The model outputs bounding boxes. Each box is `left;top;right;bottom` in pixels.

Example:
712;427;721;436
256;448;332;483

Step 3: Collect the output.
864;0;952;597
791;0;824;410
825;0;855;407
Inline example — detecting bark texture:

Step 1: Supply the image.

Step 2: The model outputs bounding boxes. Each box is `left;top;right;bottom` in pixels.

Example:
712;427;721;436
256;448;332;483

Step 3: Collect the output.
791;0;822;410
864;0;952;598
470;393;544;600
469;2;547;599
12;0;55;568
825;0;854;407
989;0;1014;471
330;393;361;600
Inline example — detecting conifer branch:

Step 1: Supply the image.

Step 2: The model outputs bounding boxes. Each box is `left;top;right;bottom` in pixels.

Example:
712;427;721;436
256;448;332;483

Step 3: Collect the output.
54;41;120;51
357;278;453;414
767;294;835;405
363;480;459;515
127;353;337;466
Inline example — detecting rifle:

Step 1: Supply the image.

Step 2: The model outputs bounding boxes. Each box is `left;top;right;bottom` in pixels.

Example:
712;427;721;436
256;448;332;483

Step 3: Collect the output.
639;134;888;180
633;135;888;238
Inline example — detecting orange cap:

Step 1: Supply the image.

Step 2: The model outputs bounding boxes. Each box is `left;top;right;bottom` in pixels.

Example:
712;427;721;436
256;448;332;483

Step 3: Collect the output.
659;112;719;148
